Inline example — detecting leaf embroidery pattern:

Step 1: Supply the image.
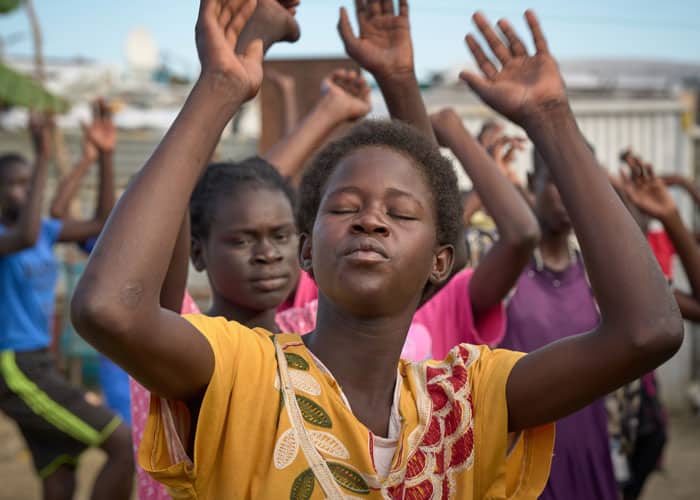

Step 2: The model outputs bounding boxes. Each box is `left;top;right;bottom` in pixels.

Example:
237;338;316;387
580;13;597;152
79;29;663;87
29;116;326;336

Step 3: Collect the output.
285;352;310;371
296;395;332;428
290;468;315;500
328;462;370;494
274;429;299;470
275;370;321;396
309;431;350;459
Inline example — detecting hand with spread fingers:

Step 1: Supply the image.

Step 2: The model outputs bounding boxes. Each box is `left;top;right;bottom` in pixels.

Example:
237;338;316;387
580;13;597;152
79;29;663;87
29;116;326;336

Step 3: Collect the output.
621;151;677;221
338;0;413;80
321;68;372;122
196;0;264;101
460;11;567;127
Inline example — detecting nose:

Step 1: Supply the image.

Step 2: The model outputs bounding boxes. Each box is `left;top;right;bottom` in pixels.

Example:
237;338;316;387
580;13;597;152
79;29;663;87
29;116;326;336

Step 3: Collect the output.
351;209;389;237
252;237;283;264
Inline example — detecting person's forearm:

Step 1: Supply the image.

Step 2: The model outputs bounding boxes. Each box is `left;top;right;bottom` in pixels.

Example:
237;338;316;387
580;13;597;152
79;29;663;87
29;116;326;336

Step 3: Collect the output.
263;96;344;179
50;156;92;219
660;209;700;300
94;151;116;223
527;105;679;337
75;75;244;326
436;116;538;244
376;73;436;144
160;214;190;313
13;156;49;247
674;290;700;322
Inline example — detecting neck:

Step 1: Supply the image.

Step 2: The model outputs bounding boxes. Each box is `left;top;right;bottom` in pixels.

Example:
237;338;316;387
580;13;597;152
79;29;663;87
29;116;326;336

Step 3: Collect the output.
538;228;573;272
208;295;279;333
304;293;417;409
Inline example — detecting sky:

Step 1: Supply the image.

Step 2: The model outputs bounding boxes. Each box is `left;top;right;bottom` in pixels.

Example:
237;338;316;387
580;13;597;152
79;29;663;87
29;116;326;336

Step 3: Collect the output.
1;0;699;80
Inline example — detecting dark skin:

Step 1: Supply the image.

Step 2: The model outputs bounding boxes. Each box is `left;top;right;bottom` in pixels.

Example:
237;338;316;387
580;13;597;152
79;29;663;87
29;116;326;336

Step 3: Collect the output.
530;167;575;272
49;99;117;242
72;3;681;463
620;153;700;322
0;115;52;255
191;187;299;330
338;0;436;143
461;10;682;429
300;146;453;435
430;108;540;319
263;69;371;183
1;116;131;500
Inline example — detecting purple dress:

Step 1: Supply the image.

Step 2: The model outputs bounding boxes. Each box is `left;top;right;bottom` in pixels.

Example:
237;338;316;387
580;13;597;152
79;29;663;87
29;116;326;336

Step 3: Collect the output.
500;256;618;500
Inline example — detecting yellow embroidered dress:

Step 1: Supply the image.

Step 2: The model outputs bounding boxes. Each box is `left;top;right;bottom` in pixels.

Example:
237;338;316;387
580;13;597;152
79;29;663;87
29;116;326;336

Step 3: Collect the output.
139;315;554;499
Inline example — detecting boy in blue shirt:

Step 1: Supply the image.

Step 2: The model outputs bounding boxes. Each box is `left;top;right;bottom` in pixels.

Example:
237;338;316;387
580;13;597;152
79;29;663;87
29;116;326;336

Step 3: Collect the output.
0;114;133;500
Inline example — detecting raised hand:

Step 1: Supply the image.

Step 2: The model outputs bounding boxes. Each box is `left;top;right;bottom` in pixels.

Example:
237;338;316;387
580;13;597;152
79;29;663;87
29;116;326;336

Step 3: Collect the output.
488;135;526;185
82;99;117;155
238;0;301;50
621;151;677;220
460;11;567;127
28;112;54;160
320;69;372;122
477;120;504;149
196;0;264;101
338;0;413;80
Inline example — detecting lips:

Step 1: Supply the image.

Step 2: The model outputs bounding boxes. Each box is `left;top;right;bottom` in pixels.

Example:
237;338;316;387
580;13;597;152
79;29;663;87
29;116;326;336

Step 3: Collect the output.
250;275;289;292
342;238;389;263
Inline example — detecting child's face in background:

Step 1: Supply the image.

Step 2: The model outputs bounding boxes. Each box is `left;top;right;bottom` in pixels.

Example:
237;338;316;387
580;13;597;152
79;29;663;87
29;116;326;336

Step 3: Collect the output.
306;146;447;317
0;160;31;222
194;187;300;312
533;169;572;236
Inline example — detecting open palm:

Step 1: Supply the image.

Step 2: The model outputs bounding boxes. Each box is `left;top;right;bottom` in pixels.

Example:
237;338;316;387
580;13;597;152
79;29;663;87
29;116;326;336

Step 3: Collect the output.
338;0;413;78
460;11;567;127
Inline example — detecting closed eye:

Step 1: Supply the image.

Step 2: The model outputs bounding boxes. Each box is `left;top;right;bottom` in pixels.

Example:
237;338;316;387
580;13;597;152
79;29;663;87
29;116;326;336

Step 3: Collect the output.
389;212;417;221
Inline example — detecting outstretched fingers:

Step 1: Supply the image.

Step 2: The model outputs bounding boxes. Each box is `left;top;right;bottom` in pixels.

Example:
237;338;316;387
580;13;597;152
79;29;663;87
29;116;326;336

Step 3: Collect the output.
381;0;395;15
338;7;360;51
472;12;511;65
465;34;497;79
497;19;528;57
525;10;549;54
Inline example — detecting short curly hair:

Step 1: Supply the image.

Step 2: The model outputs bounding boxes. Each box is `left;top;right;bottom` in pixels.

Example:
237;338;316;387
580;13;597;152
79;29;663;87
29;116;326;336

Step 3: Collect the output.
296;120;462;247
190;157;296;241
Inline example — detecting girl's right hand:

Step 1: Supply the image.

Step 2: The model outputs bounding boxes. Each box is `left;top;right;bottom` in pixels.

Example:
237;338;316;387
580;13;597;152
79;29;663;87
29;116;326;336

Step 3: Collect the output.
195;0;264;101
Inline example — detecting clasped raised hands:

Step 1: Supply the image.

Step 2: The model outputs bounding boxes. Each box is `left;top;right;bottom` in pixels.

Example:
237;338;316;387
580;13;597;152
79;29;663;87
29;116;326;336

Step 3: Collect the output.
461;11;568;128
196;0;264;101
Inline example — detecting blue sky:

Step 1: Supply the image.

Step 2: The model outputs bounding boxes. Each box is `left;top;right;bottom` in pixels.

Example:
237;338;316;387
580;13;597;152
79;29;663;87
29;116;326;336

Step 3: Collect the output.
1;0;698;79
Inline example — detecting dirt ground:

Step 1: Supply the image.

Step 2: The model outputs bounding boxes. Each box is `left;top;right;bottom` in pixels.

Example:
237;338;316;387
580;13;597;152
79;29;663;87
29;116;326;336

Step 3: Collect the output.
0;412;697;499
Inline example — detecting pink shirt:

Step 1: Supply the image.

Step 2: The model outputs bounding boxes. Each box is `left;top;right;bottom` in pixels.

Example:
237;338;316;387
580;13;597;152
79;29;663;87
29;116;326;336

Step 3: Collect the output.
132;269;505;499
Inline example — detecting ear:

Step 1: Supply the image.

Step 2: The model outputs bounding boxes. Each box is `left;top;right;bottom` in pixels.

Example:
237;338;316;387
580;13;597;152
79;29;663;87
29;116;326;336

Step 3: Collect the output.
428;244;455;286
191;237;207;272
298;232;314;278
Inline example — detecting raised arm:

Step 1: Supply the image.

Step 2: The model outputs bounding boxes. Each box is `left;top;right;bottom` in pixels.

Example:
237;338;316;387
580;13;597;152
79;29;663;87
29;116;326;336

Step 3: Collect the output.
622;154;700;322
0;115;52;255
266;69;299;135
338;0;435;143
460;11;682;431
50;133;97;219
71;0;263;401
263;69;371;181
431;108;539;320
660;173;700;210
57;99;117;242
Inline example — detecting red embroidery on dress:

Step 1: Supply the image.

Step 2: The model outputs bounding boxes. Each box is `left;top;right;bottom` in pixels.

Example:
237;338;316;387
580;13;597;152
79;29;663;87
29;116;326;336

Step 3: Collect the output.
405;449;427;480
404;479;434;499
380;344;479;500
